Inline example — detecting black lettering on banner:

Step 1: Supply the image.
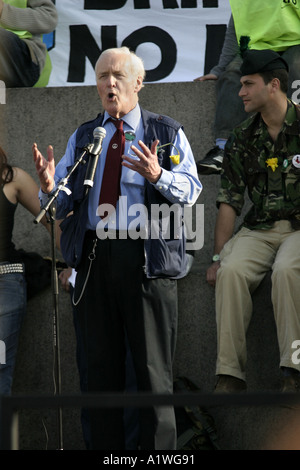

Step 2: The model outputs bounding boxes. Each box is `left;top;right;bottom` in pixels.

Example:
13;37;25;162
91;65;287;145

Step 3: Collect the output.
68;25;117;82
84;0;198;9
203;0;218;7
133;0;198;7
204;24;226;74
123;26;177;82
132;0;151;8
68;25;176;83
84;0;126;8
181;0;197;6
159;0;178;7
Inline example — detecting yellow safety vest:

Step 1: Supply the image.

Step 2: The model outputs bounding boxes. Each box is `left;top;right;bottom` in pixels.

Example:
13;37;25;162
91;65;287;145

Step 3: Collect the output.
230;0;300;52
2;0;32;40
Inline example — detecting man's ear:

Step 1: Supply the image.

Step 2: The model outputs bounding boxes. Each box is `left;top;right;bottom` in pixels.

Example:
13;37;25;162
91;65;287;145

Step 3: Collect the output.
134;76;143;93
271;77;280;92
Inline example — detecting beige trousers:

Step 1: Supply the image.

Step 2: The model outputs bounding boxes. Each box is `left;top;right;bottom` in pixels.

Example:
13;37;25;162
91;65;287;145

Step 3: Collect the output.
216;220;300;381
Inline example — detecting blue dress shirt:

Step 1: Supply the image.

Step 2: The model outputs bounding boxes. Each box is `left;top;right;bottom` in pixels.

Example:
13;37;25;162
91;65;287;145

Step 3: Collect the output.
40;104;202;231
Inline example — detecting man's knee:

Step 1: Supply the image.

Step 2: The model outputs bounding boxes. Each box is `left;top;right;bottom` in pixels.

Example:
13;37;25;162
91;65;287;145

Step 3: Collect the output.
219;256;246;277
272;261;293;281
0;28;17;47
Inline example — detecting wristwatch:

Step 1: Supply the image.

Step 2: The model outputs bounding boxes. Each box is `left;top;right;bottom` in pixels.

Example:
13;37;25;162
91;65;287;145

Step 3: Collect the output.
212;254;220;263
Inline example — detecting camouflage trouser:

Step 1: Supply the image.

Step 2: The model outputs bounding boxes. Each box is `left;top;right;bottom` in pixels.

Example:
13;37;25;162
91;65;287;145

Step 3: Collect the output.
215;220;300;381
214;45;300;140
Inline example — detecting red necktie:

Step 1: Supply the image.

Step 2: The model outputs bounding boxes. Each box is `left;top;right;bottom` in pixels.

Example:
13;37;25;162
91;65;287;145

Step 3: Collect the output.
98;119;125;215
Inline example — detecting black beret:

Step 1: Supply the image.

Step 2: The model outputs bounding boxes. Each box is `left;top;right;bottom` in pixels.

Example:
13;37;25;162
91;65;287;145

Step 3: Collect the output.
240;49;289;75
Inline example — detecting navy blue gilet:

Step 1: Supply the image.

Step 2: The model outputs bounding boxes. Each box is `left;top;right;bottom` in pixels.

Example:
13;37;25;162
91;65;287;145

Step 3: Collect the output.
60;108;188;278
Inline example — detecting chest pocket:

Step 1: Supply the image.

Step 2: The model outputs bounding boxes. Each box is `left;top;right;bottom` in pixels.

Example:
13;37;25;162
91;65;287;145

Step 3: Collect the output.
243;154;268;201
281;154;300;205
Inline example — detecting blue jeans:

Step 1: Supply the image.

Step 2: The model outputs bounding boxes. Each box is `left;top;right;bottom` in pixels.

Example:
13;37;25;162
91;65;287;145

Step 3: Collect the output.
0;271;26;395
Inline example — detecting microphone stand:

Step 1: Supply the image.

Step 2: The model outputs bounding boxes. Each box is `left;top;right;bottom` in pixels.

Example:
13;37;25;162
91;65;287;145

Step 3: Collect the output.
34;146;90;450
48;201;63;450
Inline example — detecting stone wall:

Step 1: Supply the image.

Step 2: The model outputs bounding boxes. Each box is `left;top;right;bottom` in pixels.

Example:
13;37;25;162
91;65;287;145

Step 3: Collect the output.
0;82;293;450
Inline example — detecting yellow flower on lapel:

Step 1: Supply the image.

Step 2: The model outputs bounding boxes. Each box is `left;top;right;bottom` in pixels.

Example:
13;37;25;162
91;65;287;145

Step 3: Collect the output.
170;154;180;165
157;142;181;165
266;157;278;172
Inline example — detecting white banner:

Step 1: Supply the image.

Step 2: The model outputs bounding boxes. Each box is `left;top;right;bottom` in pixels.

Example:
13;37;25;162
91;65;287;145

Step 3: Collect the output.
48;0;231;87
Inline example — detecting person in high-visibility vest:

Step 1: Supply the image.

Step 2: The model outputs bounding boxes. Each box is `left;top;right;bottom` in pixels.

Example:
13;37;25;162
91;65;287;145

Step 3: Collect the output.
0;0;57;88
195;0;300;175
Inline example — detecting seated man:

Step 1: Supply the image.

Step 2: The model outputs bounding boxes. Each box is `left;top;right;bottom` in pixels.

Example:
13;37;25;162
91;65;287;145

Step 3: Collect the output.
0;0;57;87
207;49;300;393
195;0;300;175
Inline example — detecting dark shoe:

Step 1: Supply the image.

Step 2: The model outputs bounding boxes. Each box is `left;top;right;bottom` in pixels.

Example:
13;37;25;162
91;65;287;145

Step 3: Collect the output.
281;371;300;393
214;375;246;394
196;146;224;175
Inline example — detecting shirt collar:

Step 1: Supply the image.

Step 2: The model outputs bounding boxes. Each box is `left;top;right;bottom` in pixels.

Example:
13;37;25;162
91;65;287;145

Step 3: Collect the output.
103;104;141;130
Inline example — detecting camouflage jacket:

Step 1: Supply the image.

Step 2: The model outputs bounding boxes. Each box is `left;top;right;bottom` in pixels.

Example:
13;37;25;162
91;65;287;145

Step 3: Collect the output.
217;100;300;230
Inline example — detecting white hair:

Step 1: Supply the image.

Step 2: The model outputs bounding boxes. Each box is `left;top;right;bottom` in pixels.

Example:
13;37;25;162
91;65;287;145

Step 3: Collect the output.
95;47;146;85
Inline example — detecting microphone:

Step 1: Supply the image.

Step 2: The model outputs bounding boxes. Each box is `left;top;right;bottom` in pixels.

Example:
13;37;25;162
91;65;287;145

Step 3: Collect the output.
84;127;106;189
